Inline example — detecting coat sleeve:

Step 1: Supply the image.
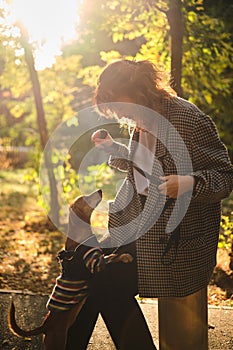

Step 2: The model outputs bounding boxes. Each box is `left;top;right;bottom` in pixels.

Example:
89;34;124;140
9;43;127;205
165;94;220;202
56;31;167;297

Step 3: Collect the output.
190;113;233;203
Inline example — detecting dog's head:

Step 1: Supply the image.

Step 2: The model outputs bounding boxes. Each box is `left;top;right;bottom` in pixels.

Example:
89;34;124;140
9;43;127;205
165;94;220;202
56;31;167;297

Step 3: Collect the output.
70;189;102;224
66;190;102;249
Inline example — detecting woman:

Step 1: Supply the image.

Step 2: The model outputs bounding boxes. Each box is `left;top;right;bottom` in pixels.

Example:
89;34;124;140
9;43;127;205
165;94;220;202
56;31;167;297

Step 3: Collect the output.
66;59;233;349
92;59;233;297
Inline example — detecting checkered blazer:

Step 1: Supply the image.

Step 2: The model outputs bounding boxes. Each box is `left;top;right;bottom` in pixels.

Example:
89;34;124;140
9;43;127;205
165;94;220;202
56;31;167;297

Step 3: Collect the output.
107;97;233;297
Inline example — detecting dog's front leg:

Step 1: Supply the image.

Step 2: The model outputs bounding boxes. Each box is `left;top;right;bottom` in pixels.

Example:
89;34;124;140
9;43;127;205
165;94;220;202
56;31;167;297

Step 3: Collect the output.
105;253;134;264
44;330;67;350
44;298;87;350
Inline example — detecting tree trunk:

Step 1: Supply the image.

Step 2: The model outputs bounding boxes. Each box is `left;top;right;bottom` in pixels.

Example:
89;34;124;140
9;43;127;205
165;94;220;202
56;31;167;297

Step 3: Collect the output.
18;24;60;226
229;239;233;271
148;0;184;96
166;0;184;97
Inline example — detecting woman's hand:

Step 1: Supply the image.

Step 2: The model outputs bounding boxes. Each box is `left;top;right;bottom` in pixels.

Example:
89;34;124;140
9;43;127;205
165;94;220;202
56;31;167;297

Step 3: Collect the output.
158;175;194;199
91;129;113;149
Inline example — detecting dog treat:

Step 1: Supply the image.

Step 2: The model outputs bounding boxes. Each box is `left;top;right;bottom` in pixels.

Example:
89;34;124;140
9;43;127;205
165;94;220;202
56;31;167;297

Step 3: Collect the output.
98;129;108;139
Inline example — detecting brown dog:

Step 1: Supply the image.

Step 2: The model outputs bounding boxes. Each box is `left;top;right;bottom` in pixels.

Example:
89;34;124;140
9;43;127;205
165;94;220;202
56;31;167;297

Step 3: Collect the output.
9;189;133;350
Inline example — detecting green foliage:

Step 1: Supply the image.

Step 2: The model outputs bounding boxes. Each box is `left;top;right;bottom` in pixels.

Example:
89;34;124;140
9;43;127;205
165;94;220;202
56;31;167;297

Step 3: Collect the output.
219;214;233;250
2;0;232;157
77;64;102;88
219;193;233;250
80;163;126;200
39;55;84;129
183;4;233;103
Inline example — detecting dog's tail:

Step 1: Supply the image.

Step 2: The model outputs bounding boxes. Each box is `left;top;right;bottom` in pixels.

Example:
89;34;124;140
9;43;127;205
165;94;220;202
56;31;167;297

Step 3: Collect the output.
8;301;45;337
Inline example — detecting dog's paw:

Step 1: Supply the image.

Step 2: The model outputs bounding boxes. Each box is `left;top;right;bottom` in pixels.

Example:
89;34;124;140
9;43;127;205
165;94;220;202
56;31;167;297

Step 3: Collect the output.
105;253;133;264
118;253;134;263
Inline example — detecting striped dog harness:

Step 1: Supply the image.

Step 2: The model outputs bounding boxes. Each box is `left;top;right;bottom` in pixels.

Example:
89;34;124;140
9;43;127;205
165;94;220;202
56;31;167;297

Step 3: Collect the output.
47;245;110;312
46;277;89;312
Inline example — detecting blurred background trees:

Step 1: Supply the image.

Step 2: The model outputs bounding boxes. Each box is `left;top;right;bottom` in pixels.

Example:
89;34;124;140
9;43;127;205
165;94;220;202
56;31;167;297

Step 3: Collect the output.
1;0;232;158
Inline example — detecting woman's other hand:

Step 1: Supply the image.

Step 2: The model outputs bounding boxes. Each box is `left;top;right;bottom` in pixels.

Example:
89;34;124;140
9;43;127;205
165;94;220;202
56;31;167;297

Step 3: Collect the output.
91;129;113;149
158;175;194;198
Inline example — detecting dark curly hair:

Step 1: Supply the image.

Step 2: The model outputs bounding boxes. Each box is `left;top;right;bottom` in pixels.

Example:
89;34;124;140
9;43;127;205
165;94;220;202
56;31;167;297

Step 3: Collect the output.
94;59;176;116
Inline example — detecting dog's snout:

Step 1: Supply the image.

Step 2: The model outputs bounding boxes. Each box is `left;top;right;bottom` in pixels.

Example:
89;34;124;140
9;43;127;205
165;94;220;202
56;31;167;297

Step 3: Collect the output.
84;189;103;209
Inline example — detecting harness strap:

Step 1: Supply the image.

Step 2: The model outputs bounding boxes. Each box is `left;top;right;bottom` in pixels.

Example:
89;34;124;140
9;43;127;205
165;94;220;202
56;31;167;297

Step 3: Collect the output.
128;160;181;266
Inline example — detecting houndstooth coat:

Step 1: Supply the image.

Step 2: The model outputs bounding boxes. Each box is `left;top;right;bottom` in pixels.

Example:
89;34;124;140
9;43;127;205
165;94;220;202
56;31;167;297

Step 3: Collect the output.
107;97;233;298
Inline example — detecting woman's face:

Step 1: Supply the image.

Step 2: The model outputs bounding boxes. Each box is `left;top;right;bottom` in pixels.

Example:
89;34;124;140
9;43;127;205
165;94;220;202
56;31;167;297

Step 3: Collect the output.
114;95;138;121
114;96;146;130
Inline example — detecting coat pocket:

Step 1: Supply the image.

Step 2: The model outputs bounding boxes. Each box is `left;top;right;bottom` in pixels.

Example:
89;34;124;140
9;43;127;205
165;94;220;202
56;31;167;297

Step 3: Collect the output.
179;234;207;251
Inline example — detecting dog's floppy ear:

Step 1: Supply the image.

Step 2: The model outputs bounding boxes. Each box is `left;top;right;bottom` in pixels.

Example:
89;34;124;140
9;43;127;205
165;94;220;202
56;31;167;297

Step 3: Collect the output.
70;194;82;209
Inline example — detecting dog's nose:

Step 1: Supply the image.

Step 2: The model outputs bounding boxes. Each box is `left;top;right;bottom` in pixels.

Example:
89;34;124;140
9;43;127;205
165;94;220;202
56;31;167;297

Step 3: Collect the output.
97;189;102;198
